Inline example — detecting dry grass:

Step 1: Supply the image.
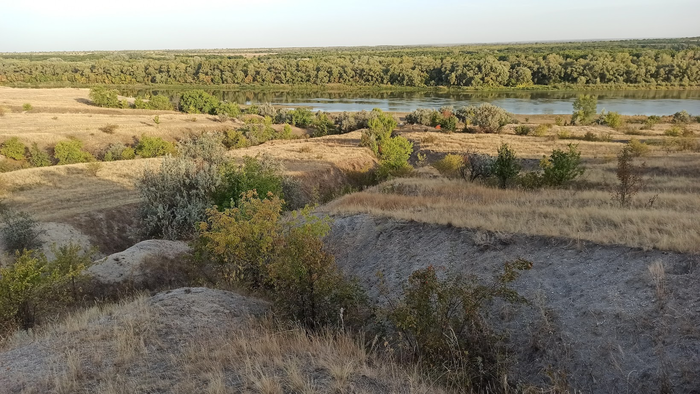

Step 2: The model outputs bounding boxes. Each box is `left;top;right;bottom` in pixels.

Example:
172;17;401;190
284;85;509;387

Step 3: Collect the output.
323;172;700;253
648;260;667;299
2;291;446;394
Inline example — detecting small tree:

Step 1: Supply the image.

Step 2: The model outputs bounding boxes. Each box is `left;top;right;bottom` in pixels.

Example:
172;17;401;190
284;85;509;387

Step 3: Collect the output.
461;153;495;182
179;90;220;114
135;135;175;158
0;204;44;253
493;143;520;188
541;144;585;187
213;155;284;210
89;87;120;108
464;104;513;133
28;143;51;167
612;145;645;208
571;95;597;125
53;139;94;165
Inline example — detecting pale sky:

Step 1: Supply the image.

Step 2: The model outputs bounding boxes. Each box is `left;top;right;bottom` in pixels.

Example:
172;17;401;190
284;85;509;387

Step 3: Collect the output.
1;0;698;52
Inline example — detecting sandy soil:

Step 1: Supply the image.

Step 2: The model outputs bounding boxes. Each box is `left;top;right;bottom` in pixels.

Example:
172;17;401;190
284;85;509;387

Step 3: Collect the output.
326;214;700;393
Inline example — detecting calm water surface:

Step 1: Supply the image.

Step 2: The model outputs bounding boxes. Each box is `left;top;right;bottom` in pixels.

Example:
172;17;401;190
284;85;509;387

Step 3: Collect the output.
144;89;700;115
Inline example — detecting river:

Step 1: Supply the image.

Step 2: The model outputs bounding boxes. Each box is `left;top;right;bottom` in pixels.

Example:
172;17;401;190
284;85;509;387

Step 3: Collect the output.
140;89;700;115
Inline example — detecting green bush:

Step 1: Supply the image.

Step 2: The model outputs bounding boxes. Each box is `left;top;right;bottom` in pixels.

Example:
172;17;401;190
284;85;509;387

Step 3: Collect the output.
53;139;94;165
214;155;284;210
28;143;51;167
376;135;413;179
571;95;597;125
179;90;220;114
673;110;692;124
178;132;227;165
22;103;33;112
135;135;175;158
554;116;565;126
601;111;624;129
137;155;221;239
405;108;437;126
461;103;513;133
1;137;27;161
493;143;520;188
534;124;552;136
290;108;315;128
0;204;44;253
198;192;365;329
432;154;463;178
386;260;532;389
312;112;337;137
89;86;120;108
216;102;241;118
257;103;277;118
540;144;585;187
146;95;173;110
641;115;661;130
628;139;651;157
514;125;532;136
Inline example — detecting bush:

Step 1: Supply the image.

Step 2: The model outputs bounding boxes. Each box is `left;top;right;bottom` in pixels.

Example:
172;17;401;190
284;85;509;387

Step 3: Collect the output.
534;124;552;136
432;154;463;178
554;116;565;126
540;144;585;187
197;192;364;328
223;129;250;149
376;136;413;179
22;103;33;112
178;132;227;165
311;112;337;137
461;153;495;182
146;95;173;110
436;114;458;132
493;143;520;188
135;135;175;158
214;155;284;210
463;103;513;133
571;95;597;125
179;90;220;114
99;124;119;134
216;102;241;118
289;108;315;128
673;110;692;124
53;139;94;165
405;108;437;126
641;115;661;130
1;137;27;161
28;143;51;167
257;102;277;118
601;111;624;129
0;204;44;253
386;261;532;389
514;125;532;136
89;86;120;108
627;138;651;157
137;155;220;239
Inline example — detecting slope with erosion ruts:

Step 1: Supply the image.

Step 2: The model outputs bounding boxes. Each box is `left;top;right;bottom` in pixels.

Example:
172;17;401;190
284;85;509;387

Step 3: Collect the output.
325;214;700;393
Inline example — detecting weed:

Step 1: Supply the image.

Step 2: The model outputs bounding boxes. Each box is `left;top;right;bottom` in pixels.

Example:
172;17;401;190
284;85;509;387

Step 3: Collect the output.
99;124;119;134
22;103;33;112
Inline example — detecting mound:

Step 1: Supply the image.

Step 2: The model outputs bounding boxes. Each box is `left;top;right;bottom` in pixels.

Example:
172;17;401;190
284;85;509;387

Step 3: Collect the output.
326;214;700;393
88;239;191;284
0;222;94;264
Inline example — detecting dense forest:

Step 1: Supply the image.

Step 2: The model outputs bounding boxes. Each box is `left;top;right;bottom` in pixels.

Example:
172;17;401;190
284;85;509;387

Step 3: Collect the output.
1;38;699;89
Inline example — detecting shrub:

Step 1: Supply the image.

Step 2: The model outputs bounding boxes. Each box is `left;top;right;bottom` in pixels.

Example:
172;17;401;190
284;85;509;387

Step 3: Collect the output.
386;261;532;389
673;110;692;124
146;95;173;110
554;116;565;126
601;111;624;129
22;103;33;112
628;138;651;157
463;103;513;133
571;95;597;125
257;102;277;118
178;132;227;165
198;192;364;328
135;135;175;158
99;124;119;134
534;124;552;137
281;124;294;140
493;143;520;188
216;102;241;118
89;86;120;108
246;104;259;115
405;108;437;126
28;143;51;167
376;136;413;179
179;90;220;114
53;139;94;165
223;129;250;149
289;108;315;128
214;155;284;210
436;114;458;132
432;154;463;178
517;171;545;189
461;153;495;182
1;137;27;161
0;204;44;253
540;144;585;187
514;125;532;136
137;155;220;239
153;115;160;125
613;145;645;208
311;112;337;137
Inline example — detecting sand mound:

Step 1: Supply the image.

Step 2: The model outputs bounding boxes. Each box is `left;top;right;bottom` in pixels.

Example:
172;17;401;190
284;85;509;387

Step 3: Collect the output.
88;239;191;283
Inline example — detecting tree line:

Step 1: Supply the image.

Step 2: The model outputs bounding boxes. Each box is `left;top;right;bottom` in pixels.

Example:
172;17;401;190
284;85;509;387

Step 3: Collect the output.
1;40;699;88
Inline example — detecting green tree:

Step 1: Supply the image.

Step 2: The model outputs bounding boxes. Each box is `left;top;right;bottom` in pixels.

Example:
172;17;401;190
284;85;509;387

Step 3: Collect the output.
179;90;220;114
571;95;597;125
89;86;120;108
53;139;94;165
214;156;283;210
493;143;520;188
541;144;585;187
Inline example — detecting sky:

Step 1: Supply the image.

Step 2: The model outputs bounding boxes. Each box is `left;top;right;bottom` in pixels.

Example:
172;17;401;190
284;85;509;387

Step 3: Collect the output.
0;0;698;52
